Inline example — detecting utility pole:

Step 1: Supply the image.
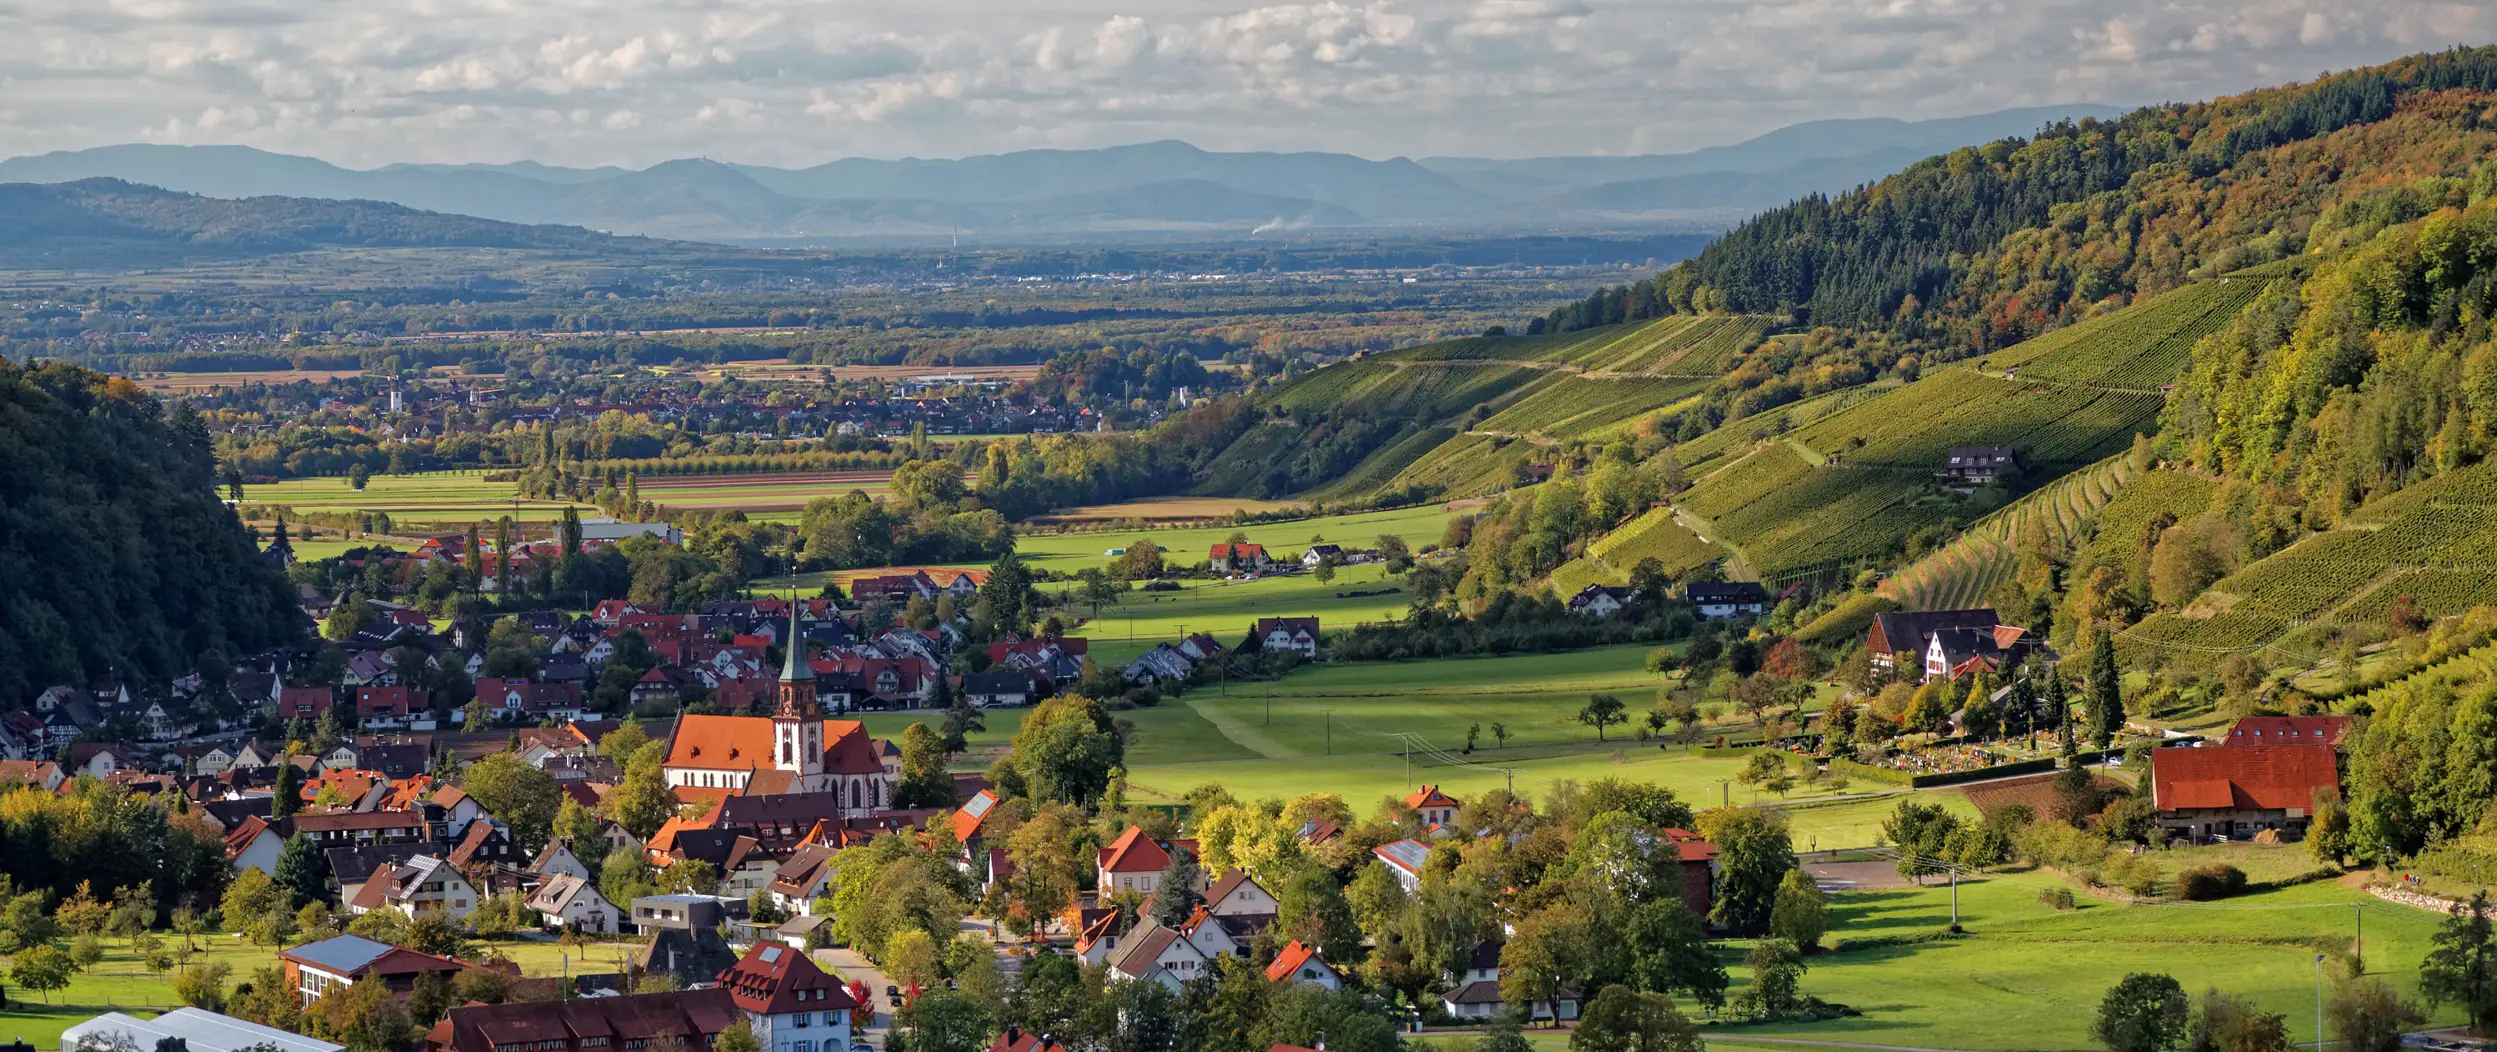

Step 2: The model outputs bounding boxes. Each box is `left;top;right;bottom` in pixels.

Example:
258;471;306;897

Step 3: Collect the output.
1324;710;1334;755
1949;865;1960;931
2354;903;2363;974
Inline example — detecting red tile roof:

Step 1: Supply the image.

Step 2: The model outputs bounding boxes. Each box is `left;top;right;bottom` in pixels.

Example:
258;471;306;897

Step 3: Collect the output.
664;713;878;774
1264;939;1325;982
1098;826;1172;874
2152;745;2340;812
1402;784;1459;811
716;942;857;1016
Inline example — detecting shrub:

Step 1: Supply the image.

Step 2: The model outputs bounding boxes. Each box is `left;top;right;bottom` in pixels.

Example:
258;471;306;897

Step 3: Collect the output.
2039;887;2077;910
2177;864;2249;901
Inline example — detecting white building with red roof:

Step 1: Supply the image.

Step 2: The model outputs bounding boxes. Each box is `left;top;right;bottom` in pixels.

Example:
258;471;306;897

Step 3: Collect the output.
2150;744;2341;842
1096;827;1197;896
660;607;895;813
717;942;858;1052
1264;940;1342;990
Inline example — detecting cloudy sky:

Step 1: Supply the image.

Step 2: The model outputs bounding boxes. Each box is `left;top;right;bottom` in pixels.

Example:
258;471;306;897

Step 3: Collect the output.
2;0;2493;168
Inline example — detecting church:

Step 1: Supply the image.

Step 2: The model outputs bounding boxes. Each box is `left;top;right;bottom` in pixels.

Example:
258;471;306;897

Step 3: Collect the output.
660;606;898;814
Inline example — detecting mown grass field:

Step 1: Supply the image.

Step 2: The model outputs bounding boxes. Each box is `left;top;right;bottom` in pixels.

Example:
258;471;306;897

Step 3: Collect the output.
1014;503;1467;571
1733;876;2451;1050
0;932;646;1051
250;471;580;526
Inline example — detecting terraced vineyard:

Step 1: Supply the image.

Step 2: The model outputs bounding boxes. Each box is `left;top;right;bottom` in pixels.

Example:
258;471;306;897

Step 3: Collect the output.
1985;276;2275;389
1879;454;2138;611
1793;370;2165;468
1369;313;1771;376
2122;462;2497;661
1301;425;1458;502
1476;375;1707;439
1268;361;1532;418
1667;384;1897;475
1382;431;1539;498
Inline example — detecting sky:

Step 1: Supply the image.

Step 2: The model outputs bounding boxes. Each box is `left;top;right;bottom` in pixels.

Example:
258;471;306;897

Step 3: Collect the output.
2;0;2493;168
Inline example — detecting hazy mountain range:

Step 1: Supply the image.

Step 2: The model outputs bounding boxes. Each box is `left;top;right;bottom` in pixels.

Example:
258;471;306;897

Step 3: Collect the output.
0;105;2120;244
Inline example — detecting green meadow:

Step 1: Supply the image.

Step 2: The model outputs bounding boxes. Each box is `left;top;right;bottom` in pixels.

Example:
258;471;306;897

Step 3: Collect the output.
250;471;578;526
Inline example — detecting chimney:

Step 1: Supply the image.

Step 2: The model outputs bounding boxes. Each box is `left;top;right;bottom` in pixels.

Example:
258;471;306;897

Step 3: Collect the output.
1001;1027;1022;1048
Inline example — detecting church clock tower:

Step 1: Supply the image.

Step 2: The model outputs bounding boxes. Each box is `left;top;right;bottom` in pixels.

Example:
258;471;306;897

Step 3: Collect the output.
775;602;823;778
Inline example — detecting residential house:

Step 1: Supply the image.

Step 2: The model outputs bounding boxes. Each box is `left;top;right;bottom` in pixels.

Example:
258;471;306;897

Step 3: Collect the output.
0;759;65;792
1264;941;1342;990
631;893;747;935
1104;922;1210;990
281;934;467;1003
527;874;621;934
277;685;334;721
989;1028;1073;1052
1866;610;2001;679
471;679;586;723
1924;624;2050;683
719;942;858;1052
1440;941;1581;1021
767;846;836;914
1372;838;1431;893
2150;745;2342;842
1938;445;2018;487
1567;584;1633;617
1300;544;1342;568
1402;785;1460;829
961;669;1036;709
1097;827;1195;897
1249;617;1320;658
347;855;480;919
1686;581;1770;620
419;989;739;1052
355;687;426;730
445;821;529;876
1209;542;1269;573
1660;828;1719;918
532;841;594;881
1123;645;1197;685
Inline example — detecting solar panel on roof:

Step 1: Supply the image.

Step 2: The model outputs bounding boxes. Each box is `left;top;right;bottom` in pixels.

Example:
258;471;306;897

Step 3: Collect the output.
760;946;782;962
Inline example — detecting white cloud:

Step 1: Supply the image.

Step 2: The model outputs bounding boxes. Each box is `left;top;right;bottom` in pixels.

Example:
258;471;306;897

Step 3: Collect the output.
0;0;2491;166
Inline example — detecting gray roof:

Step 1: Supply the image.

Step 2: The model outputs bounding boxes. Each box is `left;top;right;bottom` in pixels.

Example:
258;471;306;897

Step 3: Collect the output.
1374;838;1431;875
63;1009;342;1052
282;933;395;974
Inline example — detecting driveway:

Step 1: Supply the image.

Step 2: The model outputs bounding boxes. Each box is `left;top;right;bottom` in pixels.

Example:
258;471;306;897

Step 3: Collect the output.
816;945;896;1042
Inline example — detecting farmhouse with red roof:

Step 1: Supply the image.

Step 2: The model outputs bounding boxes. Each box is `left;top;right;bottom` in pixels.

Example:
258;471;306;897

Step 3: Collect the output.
2150;745;2341;842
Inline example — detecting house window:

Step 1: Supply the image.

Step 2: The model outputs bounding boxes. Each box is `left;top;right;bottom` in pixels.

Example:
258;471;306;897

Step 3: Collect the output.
793;1042;814;1052
794;1013;811;1028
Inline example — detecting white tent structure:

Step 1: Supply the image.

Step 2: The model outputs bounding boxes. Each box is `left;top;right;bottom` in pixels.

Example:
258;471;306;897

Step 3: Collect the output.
60;1008;342;1052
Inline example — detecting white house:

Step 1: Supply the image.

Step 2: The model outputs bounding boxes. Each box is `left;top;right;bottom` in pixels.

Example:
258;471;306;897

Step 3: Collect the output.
721;943;856;1052
1104;923;1210;990
1264;940;1342;990
1566;584;1632;618
531;841;594;881
526;874;620;934
1373;838;1430;893
1251;617;1320;658
1686;582;1770;621
347;855;478;920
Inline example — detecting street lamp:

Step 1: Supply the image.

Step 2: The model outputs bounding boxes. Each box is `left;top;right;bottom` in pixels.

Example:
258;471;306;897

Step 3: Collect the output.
2314;953;2325;1052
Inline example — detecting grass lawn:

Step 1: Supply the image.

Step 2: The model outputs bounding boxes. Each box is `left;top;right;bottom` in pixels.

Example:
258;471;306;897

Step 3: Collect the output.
1716;876;2456;1050
0;932;649;1051
1180;644;1677;757
1013;503;1468;572
250;471;583;526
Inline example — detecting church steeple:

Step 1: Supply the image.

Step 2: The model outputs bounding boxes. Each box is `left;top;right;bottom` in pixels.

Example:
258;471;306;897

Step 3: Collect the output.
774;598;823;777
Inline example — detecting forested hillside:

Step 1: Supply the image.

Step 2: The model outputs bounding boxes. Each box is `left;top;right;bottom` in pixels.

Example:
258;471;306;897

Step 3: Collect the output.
1185;44;2497;681
0;178;635;263
0;362;303;699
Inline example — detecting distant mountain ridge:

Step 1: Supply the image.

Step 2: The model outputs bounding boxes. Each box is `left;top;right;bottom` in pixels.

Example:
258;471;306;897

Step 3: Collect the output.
0;178;639;265
0;106;2119;243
